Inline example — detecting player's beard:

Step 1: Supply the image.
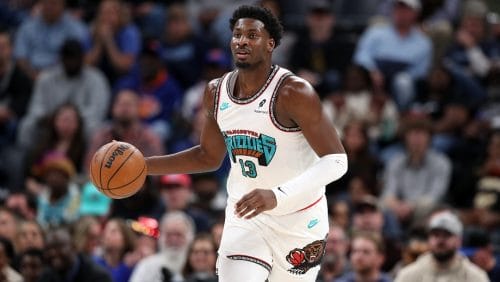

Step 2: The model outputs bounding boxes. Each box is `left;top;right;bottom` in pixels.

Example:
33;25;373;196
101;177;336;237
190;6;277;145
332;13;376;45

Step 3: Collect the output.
235;61;251;69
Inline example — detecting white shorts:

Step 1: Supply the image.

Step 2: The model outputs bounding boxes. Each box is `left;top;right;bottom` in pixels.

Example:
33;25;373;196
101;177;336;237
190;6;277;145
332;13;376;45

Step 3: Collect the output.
217;196;329;282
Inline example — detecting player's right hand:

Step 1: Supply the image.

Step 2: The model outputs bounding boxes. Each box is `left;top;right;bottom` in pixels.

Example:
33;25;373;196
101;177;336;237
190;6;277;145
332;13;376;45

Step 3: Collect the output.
235;189;277;219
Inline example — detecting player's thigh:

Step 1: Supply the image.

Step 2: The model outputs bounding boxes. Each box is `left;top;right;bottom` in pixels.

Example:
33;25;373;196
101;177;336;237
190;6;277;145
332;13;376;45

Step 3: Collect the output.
217;225;272;282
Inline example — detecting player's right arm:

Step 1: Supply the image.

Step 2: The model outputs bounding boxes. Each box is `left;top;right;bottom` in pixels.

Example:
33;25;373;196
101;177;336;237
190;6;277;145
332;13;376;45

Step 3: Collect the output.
145;79;227;175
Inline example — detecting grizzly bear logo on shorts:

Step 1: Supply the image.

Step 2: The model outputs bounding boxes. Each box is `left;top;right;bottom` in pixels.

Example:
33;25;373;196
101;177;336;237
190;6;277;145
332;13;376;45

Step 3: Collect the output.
286;237;326;275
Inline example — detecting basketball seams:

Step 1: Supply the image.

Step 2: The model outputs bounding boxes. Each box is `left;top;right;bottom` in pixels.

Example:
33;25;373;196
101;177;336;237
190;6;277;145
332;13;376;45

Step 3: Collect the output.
105;148;137;190
106;163;146;190
98;143;116;190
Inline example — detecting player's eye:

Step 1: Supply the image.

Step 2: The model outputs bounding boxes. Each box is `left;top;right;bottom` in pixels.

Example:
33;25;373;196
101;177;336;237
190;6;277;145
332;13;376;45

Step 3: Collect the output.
249;33;257;39
233;33;241;38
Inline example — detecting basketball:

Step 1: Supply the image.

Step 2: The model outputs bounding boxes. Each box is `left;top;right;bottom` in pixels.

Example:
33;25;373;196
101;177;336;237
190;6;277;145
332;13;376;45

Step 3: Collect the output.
89;141;147;199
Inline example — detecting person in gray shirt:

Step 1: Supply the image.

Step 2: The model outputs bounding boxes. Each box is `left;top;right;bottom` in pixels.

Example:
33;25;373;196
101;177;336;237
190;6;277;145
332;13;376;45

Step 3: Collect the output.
381;117;451;225
17;39;110;149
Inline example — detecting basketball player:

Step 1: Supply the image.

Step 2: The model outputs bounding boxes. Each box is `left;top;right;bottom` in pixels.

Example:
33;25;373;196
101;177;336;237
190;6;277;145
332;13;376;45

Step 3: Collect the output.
145;5;347;282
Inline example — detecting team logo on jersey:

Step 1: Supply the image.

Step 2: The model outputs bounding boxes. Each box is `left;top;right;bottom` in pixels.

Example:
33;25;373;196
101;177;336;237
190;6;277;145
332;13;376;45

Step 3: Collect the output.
223;129;276;166
286;237;327;275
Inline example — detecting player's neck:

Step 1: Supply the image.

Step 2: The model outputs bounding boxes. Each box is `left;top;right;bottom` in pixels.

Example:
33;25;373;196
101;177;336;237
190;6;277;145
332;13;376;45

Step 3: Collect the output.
235;62;273;99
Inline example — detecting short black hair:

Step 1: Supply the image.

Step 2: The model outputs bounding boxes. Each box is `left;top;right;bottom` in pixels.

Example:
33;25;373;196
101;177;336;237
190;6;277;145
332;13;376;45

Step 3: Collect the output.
229;5;283;47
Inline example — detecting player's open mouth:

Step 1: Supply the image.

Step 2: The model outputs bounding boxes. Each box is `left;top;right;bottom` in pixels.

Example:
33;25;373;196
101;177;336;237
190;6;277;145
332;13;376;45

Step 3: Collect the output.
235;51;250;60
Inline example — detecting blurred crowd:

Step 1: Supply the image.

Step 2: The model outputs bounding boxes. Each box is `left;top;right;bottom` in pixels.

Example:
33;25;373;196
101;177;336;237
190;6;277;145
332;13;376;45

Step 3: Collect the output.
0;0;499;281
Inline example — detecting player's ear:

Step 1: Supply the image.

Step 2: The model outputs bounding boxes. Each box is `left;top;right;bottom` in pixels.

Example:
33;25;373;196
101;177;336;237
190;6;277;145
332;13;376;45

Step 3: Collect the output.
267;38;275;52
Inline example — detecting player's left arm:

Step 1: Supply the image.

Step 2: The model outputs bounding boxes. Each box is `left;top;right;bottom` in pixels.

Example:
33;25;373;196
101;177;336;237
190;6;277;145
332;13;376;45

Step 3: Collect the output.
235;77;347;218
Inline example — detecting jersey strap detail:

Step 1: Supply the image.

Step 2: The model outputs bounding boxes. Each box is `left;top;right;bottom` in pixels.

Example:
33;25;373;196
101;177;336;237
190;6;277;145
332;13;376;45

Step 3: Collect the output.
227;65;280;104
213;76;225;121
269;73;301;132
227;254;272;272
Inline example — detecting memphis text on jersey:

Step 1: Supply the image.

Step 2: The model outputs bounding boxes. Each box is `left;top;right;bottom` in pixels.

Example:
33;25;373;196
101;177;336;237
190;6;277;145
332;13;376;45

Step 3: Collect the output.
223;129;277;166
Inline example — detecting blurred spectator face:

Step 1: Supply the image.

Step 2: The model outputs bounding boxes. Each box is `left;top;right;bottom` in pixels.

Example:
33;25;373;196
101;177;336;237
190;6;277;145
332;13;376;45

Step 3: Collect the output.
163;218;191;250
160;177;192;211
405;128;430;157
352;207;384;233
393;3;418;30
188;237;216;273
350;236;384;276
98;0;122;30
0;32;12;66
193;176;219;203
135;235;157;257
54;105;80;140
0;209;17;242
17;221;45;253
6;193;36;221
43;168;70;199
330;201;350;230
487;134;500;160
306;8;334;40
343;122;367;155
41;0;65;23
260;0;281;17
44;229;76;273
471;245;494;271
210;221;223;248
344;66;369;92
139;54;161;82
19;251;44;282
103;220;126;251
0;241;7;270
461;16;486;42
428;67;451;92
60;40;84;77
349;177;372;204
428;229;460;263
112;90;140;127
165;4;191;43
402;238;428;265
325;225;348;258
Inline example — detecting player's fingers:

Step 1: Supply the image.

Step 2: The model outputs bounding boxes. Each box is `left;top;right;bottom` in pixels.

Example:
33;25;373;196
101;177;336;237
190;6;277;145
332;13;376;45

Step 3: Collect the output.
244;205;263;219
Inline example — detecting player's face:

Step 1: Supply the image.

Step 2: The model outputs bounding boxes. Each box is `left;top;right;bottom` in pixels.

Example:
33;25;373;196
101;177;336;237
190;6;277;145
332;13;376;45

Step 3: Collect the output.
230;18;274;69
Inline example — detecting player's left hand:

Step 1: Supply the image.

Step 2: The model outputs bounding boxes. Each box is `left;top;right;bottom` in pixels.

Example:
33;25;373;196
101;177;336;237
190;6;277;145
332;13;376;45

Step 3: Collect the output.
235;189;277;219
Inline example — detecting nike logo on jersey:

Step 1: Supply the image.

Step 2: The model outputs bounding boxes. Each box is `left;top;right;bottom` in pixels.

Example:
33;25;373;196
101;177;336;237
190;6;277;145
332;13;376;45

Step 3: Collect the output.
220;102;230;111
307;218;319;229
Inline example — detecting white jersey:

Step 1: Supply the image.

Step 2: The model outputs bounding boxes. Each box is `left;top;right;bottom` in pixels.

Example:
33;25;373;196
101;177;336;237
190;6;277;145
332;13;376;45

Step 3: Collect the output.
215;65;324;209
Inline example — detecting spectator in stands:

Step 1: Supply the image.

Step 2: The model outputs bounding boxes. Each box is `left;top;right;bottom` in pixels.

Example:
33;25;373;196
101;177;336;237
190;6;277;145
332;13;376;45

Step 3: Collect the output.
289;0;354;97
351;196;402;271
182;233;217;282
72;216;102;257
381;117;451;224
0;27;32;147
354;0;432;111
5;192;37;220
395;210;489;281
317;224;350;282
443;0;492;108
114;39;184;143
86;0;141;84
39;228;112;282
15;220;44;253
462;228;500;281
33;152;80;228
390;231;428;277
0;236;22;282
337;232;392;282
157;3;207;89
17;39;110;149
159;174;211;233
94;218;140;282
13;0;88;79
16;248;44;282
130;211;195;282
24;103;86;192
85;89;164;171
0;207;18;243
190;172;226;220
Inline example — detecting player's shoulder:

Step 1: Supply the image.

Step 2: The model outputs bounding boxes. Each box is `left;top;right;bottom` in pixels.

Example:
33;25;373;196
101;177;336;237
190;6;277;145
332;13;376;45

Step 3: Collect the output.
278;71;318;102
206;70;234;93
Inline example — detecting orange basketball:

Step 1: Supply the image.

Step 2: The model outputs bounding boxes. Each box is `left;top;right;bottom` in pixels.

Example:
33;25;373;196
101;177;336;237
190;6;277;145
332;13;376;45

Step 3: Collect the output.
89;141;147;199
